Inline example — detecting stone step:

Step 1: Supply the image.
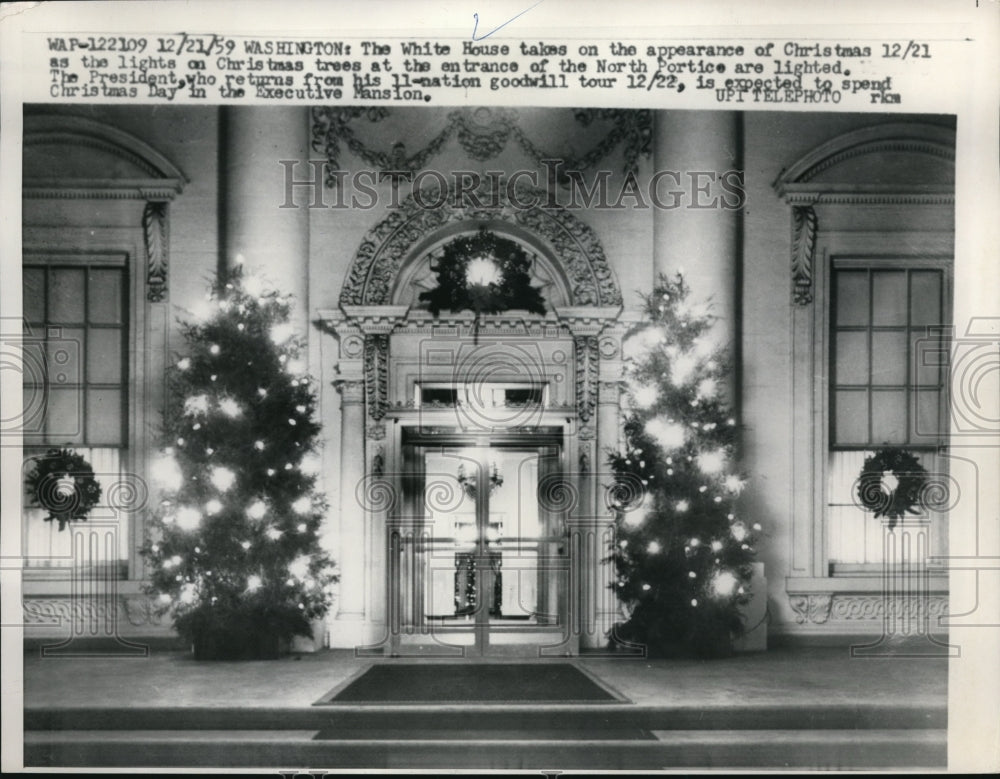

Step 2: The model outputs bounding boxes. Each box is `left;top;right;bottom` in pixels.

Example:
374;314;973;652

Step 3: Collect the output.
24;728;947;769
25;701;946;732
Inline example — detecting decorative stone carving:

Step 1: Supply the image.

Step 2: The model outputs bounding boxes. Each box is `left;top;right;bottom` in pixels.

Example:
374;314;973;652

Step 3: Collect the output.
334;379;365;405
574;335;599;424
788;592;949;624
790;205;817;306
340;183;622;309
311;106;652;186
364;334;390;421
22;596;166;628
366;422;387;441
579;450;591;474
577;425;596;441
829;595;949;621
789;593;833;624
142;201;169;302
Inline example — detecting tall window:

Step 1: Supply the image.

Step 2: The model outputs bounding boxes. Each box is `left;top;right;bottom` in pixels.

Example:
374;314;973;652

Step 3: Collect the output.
22;256;129;573
827;259;950;568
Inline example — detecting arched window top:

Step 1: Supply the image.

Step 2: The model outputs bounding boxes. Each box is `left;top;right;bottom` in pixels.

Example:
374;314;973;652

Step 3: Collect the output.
23;114;186;199
774;122;954;203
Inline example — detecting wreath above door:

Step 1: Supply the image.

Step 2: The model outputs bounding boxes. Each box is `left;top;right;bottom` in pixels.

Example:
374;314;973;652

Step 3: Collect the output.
418;228;547;317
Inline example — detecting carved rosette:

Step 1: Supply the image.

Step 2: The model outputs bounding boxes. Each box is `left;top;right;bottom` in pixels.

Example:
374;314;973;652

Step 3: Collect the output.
790;205;817;306
143;201;169;302
789;593;833;624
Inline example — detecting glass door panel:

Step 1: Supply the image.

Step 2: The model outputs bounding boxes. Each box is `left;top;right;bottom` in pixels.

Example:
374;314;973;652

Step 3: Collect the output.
395;438;571;656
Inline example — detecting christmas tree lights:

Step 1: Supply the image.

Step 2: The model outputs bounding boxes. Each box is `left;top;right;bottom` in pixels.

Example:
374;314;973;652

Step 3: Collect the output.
143;263;337;660
609;272;757;658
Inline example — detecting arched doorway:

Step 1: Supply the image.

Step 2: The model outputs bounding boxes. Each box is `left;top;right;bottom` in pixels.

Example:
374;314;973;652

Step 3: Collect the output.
321;184;626;656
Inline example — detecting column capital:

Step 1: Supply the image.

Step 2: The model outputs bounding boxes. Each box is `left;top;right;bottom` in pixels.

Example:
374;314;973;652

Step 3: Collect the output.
334;379;365;405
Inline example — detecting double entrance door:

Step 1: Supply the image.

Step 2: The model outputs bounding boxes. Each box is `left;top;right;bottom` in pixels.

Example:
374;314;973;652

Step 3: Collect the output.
390;429;574;656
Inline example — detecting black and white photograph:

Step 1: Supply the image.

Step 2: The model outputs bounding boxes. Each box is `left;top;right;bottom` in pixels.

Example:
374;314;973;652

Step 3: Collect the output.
2;1;998;773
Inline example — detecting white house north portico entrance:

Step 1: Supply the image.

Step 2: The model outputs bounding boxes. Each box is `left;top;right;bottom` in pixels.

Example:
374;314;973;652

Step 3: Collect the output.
317;185;626;655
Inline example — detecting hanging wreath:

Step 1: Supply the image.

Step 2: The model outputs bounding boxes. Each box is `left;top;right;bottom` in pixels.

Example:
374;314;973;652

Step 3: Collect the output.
419;228;547;317
25;448;103;531
856;447;929;529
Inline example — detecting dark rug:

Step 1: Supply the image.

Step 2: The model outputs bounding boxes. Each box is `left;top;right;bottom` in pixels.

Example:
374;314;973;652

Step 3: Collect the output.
316;663;624;704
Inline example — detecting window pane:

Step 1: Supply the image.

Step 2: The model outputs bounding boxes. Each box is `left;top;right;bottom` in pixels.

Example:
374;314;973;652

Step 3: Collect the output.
23;268;46;324
834;390;868;444
87;329;122;384
45;387;84;443
834;331;868;384
870;331;908;385
835;271;869;326
871;390;907;444
913;389;942;441
21;341;47;385
911;330;943;386
86;389;123;445
22;385;45;436
87;269;124;324
48;269;85;322
46;327;84;386
872;271;908;326
910;271;943;326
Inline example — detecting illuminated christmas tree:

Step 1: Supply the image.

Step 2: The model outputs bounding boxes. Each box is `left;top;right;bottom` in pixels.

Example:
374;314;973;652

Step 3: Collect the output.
143;261;337;659
608;272;758;657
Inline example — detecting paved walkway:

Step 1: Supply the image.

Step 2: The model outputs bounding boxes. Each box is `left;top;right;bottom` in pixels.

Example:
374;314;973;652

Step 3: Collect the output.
22;645;947;710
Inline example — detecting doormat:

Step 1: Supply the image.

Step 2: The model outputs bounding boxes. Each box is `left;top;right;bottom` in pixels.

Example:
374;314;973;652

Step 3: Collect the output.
315;663;625;705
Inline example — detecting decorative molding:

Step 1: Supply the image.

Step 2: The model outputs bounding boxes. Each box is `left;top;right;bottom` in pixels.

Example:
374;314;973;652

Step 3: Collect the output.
779;185;954;207
773;123;955;195
366;422;386;441
142;201;169;302
555;306;623;337
574;335;599;424
340;305;410;334
334;379;365;405
22;595;167;628
789;592;949;623
789;593;833;624
829;595;949;621
25;114;189;182
23;182;185;201
790;205;817;306
577;425;596;441
340;183;622;309
363;334;390;421
311;106;651;185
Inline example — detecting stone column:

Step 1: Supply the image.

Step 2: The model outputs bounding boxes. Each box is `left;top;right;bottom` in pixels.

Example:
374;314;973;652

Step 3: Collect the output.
222;107;310;338
652;111;741;357
556;307;622;650
334;378;367;630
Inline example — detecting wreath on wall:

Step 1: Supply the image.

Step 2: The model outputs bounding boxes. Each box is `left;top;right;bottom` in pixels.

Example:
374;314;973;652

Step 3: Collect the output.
419;228;547;318
25;448;103;531
856;447;929;529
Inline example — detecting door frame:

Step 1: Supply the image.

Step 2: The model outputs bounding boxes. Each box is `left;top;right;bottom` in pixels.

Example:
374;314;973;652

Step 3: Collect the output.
389;425;578;657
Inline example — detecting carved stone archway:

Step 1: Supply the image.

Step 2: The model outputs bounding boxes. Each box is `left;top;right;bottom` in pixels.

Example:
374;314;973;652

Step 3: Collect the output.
339;182;623;309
